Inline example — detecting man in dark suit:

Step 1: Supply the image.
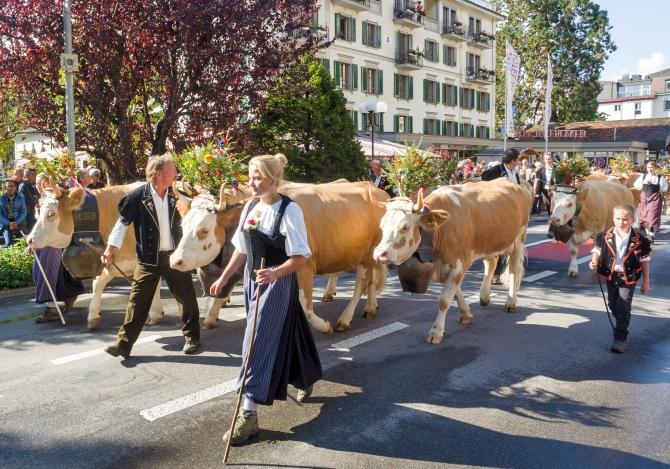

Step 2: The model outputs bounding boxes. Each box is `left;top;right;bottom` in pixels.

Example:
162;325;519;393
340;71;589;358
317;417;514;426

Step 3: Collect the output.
102;156;200;358
532;152;555;216
368;159;397;197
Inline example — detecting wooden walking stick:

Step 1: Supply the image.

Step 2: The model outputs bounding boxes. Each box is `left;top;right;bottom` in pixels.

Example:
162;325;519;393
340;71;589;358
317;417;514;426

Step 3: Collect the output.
223;257;265;465
22;231;65;325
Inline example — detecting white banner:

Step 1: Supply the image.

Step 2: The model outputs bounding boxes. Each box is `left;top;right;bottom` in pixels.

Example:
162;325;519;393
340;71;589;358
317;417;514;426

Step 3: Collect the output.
504;42;521;138
544;54;553;143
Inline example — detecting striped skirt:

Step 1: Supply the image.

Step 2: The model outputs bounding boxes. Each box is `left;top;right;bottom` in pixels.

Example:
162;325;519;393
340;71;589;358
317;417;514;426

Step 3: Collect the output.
240;268;322;405
33;247;63;304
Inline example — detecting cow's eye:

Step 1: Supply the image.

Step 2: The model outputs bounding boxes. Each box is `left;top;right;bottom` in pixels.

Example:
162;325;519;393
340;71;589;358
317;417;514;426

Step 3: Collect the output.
196;229;209;240
46;211;56;220
399;224;409;233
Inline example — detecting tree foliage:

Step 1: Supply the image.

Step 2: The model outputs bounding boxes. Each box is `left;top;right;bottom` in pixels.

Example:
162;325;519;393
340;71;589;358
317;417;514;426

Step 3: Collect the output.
493;0;616;130
249;56;366;182
0;0;325;182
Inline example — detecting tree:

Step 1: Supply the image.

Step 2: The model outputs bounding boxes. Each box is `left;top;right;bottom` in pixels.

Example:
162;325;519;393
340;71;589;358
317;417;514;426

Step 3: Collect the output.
0;84;25;166
250;56;366;182
0;0;325;182
493;0;616;131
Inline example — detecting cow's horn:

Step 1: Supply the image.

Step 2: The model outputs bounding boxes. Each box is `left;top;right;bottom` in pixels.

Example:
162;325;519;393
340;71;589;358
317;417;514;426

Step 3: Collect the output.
172;182;192;207
413;188;424;212
217;183;227;211
48;176;62;198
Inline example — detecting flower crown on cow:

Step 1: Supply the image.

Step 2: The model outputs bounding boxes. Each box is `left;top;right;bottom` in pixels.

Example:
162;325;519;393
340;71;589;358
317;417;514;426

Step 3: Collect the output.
553;156;591;186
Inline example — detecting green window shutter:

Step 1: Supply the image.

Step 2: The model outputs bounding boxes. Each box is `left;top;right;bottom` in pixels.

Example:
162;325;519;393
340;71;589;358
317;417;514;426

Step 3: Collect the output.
362;21;368;45
394;73;399;97
442;121;447;135
470;90;475;109
378;70;383;95
394;115;399;132
424;39;429;60
442;83;447;105
486;92;491;111
354;111;358;130
485;127;490;138
335;14;341;38
409;116;413;133
409;76;414;100
436;82;440;103
423;118;427;134
361;66;368;92
453;122;459;136
334;61;341;86
475;92;479;111
352;64;358;89
459;87;464;108
443;45;447;65
375;25;381;48
351;19;356;42
423;79;428;102
324;59;330;74
378;116;384;132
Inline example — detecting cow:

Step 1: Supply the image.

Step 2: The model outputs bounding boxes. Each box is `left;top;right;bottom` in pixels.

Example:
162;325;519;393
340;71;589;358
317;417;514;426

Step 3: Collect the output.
549;178;634;276
26;182;164;329
170;181;390;333
372;179;533;344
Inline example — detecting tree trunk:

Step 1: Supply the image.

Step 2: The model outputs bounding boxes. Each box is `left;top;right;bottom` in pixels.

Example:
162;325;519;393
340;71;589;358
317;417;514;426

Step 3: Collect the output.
152;118;169;155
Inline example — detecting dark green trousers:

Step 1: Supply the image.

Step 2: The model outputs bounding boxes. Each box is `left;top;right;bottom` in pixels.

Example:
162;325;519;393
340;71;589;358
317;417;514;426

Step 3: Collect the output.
116;251;200;353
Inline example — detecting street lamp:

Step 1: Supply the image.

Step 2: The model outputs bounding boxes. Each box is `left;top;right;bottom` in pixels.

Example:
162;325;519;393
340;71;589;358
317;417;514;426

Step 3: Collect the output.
358;99;387;166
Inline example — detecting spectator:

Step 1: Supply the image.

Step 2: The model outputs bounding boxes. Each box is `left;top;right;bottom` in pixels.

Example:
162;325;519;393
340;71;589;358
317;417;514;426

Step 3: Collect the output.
0;179;27;247
75;168;92;191
633;160;667;243
19;168;39;232
414;0;425;15
88;168;105;189
11;167;24;184
368;159;397;197
532;152;555;216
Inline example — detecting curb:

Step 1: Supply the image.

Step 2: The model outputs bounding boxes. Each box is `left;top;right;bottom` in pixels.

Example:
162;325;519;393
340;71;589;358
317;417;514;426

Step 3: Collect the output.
0;285;36;300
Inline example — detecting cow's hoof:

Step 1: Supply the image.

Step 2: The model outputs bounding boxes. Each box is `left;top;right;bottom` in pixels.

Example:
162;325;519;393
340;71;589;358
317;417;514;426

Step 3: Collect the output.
459;316;473;325
505;304;517;312
321;293;335;302
363;309;377;319
202;319;218;330
87;317;101;329
479;297;490;307
335;321;350;332
426;334;444;345
567;270;578;277
146;316;162;326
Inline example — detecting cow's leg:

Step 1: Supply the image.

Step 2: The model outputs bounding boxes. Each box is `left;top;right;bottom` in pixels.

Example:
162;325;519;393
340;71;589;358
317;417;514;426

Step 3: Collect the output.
335;266;367;332
456;289;473;325
87;270;114;329
505;231;526;311
146;284;164;325
202;297;228;330
567;237;580;277
479;256;498;306
321;274;338;302
427;270;463;344
297;267;333;334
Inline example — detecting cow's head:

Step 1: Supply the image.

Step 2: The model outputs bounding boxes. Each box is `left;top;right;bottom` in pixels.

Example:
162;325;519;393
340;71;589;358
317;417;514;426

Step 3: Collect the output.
373;191;449;265
170;184;244;271
549;185;586;226
26;180;86;248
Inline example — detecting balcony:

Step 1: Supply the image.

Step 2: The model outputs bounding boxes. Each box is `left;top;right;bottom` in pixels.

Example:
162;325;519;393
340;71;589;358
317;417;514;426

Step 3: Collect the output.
393;1;424;29
331;0;371;12
396;51;423;71
465;67;495;84
288;26;329;44
467;30;494;49
441;22;468;41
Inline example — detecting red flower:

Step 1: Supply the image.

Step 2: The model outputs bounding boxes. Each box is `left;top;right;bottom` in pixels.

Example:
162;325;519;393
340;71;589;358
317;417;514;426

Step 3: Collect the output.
247;219;255;225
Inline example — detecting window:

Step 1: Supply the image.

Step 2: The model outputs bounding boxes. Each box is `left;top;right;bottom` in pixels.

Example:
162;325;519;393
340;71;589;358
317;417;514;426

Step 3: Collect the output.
468;16;481;36
394;74;414;100
362;21;381;48
476;91;490;112
423;79;441;104
466;53;481;78
362;112;384;132
394;115;413;133
460;87;476;109
333;61;358;90
335;14;356;42
475;126;490;138
442;120;459;136
666;80;670;91
442;83;458;106
423;118;441;135
634;102;641;115
346;109;359;129
361;67;383;95
443;45;457;67
397;32;413;55
460;123;474;137
664;100;670;111
614;104;621;111
443;6;457;28
424;39;439;63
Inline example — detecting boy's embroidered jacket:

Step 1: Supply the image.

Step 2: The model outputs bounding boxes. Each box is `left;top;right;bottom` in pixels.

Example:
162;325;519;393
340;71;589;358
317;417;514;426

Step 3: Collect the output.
595;227;651;286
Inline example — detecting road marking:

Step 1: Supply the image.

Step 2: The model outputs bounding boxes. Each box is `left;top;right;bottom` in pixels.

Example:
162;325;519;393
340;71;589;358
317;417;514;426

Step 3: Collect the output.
523;271;557;283
329;322;410;352
452;292;497;307
140;379;238;422
525;239;553;248
51;335;162;365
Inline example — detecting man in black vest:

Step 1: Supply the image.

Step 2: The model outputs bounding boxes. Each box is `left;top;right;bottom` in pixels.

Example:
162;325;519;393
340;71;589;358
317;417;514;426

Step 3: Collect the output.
532;152;555;216
102;156;200;358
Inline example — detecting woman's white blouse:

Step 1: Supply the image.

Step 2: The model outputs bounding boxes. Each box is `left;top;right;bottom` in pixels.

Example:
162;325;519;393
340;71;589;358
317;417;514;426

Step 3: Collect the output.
633;173;668;193
232;198;312;258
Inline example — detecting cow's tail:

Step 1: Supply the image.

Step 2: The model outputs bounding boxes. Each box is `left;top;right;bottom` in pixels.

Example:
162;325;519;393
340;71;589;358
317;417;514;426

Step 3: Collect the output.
501;231;527;290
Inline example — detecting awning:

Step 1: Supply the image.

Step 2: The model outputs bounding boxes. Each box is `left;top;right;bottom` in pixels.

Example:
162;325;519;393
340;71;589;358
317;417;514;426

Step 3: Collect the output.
356;135;431;159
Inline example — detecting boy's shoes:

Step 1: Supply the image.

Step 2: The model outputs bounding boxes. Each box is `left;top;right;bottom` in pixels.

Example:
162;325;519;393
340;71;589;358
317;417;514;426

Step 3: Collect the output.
222;409;260;446
296;385;313;403
182;339;200;355
35;307;61;323
105;344;130;359
610;339;627;354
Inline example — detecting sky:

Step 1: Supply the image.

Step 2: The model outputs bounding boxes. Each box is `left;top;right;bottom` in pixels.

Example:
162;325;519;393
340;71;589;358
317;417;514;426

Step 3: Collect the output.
596;0;669;81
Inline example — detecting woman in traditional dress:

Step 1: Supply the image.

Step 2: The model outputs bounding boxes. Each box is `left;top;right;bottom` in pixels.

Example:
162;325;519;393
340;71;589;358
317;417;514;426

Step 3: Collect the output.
210;154;322;446
633;160;668;243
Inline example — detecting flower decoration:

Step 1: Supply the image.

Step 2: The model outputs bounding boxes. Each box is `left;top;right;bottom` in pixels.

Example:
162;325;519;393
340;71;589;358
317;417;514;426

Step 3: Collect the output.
244;209;262;231
24;149;76;185
383;143;438;198
174;130;248;193
609;155;634;177
553;156;591;186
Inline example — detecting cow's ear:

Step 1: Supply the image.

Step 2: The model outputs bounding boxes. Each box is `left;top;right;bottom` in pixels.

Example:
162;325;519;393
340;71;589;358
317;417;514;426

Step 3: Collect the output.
419;209;449;230
66;187;86;209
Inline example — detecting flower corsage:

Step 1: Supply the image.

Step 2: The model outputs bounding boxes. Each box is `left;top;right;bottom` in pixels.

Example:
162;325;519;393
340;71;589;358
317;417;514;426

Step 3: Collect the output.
244;209;263;231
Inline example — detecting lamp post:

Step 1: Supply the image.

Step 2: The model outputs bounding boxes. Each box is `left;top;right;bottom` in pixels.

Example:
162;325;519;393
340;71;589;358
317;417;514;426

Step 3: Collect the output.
61;0;78;156
358;99;387;166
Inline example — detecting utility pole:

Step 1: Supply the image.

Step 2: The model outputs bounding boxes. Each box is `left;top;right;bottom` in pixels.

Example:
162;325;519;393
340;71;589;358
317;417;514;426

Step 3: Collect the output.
61;0;78;156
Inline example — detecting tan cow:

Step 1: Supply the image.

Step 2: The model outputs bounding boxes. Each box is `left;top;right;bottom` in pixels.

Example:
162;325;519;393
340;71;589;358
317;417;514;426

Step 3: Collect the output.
549;179;634;276
26;183;164;328
170;181;390;333
373;179;533;344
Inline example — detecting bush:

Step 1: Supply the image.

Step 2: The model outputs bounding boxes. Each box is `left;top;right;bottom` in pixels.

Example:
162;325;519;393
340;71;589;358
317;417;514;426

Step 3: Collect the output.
0;239;35;289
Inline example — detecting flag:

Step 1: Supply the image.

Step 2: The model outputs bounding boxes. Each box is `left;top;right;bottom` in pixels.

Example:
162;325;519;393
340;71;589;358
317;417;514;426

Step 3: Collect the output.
544;54;553;142
504;42;521;138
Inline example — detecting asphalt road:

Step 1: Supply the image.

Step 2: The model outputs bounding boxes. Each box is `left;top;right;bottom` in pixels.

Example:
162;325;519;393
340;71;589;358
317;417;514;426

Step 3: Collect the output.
1;216;669;469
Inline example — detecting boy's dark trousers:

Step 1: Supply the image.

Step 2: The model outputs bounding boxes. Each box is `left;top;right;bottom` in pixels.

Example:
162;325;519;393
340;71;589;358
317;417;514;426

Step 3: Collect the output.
606;278;635;341
115;251;200;354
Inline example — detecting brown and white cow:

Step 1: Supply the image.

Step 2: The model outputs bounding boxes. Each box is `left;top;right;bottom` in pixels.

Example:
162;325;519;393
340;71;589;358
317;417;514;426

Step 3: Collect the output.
170;181;390;333
549;178;634;276
26;182;165;328
373;179;533;344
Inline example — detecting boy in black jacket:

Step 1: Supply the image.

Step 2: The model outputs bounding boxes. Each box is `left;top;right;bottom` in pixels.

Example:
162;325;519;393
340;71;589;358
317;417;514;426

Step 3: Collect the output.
589;204;651;353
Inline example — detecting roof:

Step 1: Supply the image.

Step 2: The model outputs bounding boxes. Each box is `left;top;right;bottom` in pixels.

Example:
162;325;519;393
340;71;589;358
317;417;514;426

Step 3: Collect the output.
546;119;670;151
647;68;670;78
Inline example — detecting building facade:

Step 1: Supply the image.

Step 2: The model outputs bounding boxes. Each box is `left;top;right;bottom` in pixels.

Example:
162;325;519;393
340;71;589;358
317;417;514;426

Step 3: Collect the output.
598;68;670;121
314;0;503;157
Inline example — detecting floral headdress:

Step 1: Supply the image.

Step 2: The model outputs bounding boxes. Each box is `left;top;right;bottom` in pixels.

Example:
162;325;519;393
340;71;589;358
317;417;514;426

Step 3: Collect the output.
553;156;591;186
608;155;635;177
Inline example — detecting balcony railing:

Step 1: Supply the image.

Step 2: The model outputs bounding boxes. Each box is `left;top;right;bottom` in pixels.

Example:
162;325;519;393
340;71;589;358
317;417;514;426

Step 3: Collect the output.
466;66;494;83
441;23;468;40
467;30;495;47
331;0;371;11
393;0;424;25
396;51;424;68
